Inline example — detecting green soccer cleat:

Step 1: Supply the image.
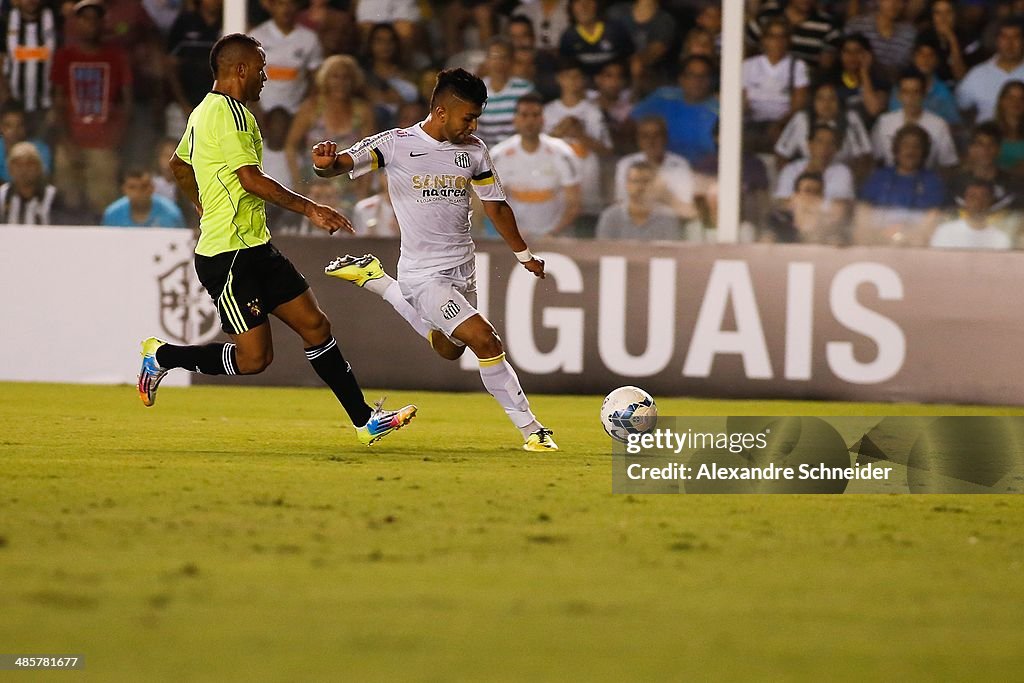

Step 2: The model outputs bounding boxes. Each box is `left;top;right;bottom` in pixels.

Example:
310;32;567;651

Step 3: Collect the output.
523;427;558;452
325;253;385;287
356;398;418;446
138;336;168;407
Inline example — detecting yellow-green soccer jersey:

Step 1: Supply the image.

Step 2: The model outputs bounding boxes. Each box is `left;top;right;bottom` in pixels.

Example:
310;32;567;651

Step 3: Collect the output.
176;92;269;256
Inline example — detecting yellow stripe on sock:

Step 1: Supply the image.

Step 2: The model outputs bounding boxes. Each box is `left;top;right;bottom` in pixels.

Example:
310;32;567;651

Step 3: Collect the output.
477;352;506;367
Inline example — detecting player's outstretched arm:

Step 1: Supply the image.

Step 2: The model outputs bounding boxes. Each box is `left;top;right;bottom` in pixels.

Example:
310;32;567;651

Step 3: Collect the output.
235;165;354;235
311;140;356;178
169;153;202;217
483;199;546;279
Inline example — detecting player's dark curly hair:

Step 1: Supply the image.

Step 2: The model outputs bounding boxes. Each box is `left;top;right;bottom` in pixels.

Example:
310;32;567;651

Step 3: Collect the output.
430;68;488;108
210;33;262;79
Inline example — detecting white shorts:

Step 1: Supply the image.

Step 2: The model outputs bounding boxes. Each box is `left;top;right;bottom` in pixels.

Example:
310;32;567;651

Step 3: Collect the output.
399;260;478;338
356;0;421;24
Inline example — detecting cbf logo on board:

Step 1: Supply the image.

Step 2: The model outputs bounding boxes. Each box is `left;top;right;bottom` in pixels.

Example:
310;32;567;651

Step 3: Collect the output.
156;243;220;345
454;152;471;168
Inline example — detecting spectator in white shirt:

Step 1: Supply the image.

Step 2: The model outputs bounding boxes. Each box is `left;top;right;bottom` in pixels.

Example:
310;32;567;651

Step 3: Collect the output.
491;92;582;236
742;17;809;151
956;19;1024;124
775;123;855;209
930;178;1012;250
613;115;695;221
596;160;683;241
764;171;845;245
775;80;872;171
249;0;323;116
872;70;958;170
544;57;612;230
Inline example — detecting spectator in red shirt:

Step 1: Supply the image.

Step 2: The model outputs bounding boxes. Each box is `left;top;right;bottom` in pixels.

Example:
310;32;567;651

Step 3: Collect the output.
51;0;133;218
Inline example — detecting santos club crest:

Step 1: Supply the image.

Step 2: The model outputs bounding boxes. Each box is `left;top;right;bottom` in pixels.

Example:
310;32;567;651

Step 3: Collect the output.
158;259;220;344
454;151;471;168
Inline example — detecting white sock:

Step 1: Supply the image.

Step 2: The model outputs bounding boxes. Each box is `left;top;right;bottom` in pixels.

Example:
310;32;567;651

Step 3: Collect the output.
369;276;431;340
478;353;541;439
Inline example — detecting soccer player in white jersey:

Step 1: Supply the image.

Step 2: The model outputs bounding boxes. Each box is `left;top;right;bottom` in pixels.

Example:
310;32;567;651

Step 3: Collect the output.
310;68;558;452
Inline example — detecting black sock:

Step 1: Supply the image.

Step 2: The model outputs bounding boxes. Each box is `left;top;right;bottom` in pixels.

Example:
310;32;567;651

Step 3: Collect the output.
305;337;372;426
156;343;237;375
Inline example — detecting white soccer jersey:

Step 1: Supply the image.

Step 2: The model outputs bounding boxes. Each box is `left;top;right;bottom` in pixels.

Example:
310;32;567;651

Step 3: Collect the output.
347;123;506;277
248;20;322;114
490;133;579;236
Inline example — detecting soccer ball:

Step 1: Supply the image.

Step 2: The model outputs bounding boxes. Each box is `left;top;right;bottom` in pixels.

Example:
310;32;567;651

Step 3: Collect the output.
601;386;658;443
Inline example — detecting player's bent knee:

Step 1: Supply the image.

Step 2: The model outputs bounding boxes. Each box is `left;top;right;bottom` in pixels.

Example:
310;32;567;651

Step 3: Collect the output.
305;313;332;346
236;349;273;374
471;333;503;361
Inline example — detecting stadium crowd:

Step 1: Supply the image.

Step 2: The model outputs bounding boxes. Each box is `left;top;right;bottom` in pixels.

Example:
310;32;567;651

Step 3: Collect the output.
0;0;1023;249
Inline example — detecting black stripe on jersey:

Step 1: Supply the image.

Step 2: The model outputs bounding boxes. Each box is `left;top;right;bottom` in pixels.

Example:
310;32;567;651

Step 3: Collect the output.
230;99;248;132
472;170;493;182
371;148;385;169
218;93;246;131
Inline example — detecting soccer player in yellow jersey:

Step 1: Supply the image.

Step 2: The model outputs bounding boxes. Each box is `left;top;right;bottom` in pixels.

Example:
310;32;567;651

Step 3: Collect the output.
137;33;415;446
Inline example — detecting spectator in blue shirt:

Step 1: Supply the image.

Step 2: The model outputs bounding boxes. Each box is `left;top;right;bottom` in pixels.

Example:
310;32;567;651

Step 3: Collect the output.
102;167;185;228
854;123;946;246
631;54;718;164
0;101;52;183
887;41;961;126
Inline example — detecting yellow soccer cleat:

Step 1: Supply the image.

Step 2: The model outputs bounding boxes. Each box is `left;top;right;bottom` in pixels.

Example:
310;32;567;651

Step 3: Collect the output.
356;398;418;446
137;336;168;407
325;253;385;287
523;427;558;452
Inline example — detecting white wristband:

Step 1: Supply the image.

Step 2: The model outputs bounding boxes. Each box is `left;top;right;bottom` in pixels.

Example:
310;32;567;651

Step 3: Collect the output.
514;248;534;263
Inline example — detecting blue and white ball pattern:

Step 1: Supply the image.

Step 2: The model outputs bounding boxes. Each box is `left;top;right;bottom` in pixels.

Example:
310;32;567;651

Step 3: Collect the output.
601;386;658;442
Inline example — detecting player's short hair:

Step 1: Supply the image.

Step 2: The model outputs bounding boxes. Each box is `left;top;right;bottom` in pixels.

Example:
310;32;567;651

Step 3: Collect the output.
430;68;487;108
210;33;262;79
515;91;545;111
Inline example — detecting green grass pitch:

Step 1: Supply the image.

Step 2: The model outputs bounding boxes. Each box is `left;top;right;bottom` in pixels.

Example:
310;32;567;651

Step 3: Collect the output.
2;382;1023;681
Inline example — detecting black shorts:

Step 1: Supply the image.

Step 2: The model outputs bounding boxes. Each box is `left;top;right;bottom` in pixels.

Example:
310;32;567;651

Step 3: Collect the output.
194;243;308;335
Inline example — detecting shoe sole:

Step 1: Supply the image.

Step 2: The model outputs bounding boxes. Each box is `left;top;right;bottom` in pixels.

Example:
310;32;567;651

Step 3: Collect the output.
138;368;163;407
325;268;384;287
